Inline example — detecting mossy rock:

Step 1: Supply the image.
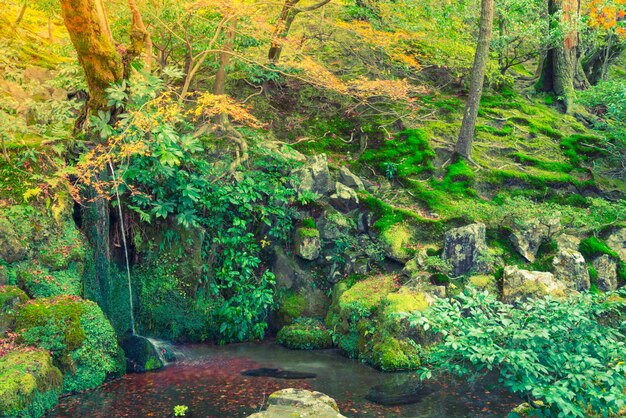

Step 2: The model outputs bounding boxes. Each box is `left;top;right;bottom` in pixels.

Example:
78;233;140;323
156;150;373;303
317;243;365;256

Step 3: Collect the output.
120;334;165;373
382;287;430;317
0;285;28;333
15;296;124;393
338;275;398;317
370;336;421;372
279;292;308;324
276;318;333;350
380;223;415;263
467;275;498;295
17;262;82;299
37;224;86;272
0;348;63;418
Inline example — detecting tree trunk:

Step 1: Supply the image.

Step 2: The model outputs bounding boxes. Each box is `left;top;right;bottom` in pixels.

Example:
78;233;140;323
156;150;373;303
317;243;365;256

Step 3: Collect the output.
583;35;625;85
455;0;494;160
60;0;124;315
214;19;237;96
538;0;580;112
60;0;124;113
128;0;152;72
268;0;331;63
14;4;27;27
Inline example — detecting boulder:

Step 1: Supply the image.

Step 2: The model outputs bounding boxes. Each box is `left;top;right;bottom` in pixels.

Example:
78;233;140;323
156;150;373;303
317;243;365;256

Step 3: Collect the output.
0;348;63;418
380;223;415;263
295;228;321;261
276;318;333;350
317;210;355;241
273;247;307;290
606;228;626;262
552;249;590;291
0;218;27;264
442;223;487;276
291;155;332;195
468;275;498;295
338;166;365;190
510;218;559;262
555;234;581;252
329;182;359;212
592;255;618;291
0;286;28;334
120;334;165;373
502;266;568;303
248;388;345;418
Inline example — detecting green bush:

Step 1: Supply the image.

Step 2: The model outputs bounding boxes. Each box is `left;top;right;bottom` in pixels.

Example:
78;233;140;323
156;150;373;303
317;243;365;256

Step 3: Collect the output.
276;318;333;350
410;288;626;417
15;296;124;393
0;348;63;418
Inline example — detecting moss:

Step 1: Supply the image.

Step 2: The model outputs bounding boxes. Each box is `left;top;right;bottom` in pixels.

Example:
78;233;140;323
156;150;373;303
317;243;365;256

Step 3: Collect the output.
0;286;28;311
38;224;86;272
579;237;620;260
468;275;498;294
380;223;415;262
560;134;608;167
301;218;317;229
370;336;421;371
359;129;435;179
588;266;598;285
15;296;123;393
276;318;333;350
0;348;63;418
297;227;320;239
279;292;307;323
339;275;398;316
510;152;574;173
17;263;82;299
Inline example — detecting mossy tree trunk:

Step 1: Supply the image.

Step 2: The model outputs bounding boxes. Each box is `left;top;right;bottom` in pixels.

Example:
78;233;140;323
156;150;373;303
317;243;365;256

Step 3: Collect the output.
268;0;331;63
455;0;494;160
60;0;124;315
538;0;587;112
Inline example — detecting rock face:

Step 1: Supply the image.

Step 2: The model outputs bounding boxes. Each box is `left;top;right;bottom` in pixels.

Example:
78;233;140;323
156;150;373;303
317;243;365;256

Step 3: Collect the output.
556;234;581;252
248;388;346;418
502;266;568;303
292;155;332;195
329;182;359;212
120;334;165;373
295;228;321;261
592;255;618;291
442;223;487;276
338;166;365;190
510;218;559;262
606;228;626;262
0;218;27;264
552;249;590;291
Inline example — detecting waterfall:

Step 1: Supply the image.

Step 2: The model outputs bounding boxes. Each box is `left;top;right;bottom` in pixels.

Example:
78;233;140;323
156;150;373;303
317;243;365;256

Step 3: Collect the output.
109;161;136;335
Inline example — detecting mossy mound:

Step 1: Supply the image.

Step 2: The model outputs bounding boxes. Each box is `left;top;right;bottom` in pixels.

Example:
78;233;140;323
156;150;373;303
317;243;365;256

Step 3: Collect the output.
278;292;308;324
326;275;431;371
0;285;28;333
380;222;416;263
14;296;124;393
277;318;333;350
0;348;63;418
17;262;82;299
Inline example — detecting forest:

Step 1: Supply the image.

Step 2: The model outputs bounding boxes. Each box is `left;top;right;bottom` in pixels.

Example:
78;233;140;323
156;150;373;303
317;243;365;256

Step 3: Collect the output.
0;0;625;417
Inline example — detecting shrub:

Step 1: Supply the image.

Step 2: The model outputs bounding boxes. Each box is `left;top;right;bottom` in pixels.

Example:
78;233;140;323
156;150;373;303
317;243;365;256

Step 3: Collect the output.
408;289;626;417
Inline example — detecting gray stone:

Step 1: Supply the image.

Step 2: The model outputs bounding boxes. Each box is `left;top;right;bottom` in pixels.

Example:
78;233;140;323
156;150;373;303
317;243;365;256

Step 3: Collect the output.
592;254;618;291
264;141;306;162
442;223;487;276
317;210;355;241
606;228;626;262
338;166;365;190
295;228;321;261
510;218;560;262
329;182;359;212
273;247;304;289
552;249;590;291
291;155;332;195
556;234;581;252
0;218;27;263
248;388;346;418
502;266;568;304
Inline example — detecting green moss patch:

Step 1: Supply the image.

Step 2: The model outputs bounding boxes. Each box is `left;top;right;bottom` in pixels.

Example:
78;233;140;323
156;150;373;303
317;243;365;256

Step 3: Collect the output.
0;348;63;418
15;296;123;393
370;336;421;371
276;318;333;350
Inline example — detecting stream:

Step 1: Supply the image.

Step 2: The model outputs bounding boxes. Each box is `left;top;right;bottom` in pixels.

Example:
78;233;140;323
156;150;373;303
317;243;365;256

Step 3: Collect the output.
50;341;518;417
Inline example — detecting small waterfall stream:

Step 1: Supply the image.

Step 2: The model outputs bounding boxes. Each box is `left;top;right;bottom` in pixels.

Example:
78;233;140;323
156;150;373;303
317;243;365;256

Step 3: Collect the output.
109;161;136;336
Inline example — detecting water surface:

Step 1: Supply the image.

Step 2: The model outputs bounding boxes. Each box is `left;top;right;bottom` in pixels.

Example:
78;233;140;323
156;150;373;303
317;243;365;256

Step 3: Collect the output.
51;341;517;417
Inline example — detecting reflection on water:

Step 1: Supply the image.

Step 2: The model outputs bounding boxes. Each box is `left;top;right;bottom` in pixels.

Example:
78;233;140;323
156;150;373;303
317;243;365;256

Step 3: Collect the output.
51;341;517;417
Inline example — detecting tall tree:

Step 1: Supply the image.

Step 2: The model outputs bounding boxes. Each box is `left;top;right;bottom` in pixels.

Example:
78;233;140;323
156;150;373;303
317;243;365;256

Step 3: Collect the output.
268;0;331;63
455;0;494;160
538;0;586;112
59;0;124;314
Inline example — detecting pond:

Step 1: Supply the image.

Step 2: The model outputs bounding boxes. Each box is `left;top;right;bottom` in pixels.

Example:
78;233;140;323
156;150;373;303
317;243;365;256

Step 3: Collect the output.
50;341;518;417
